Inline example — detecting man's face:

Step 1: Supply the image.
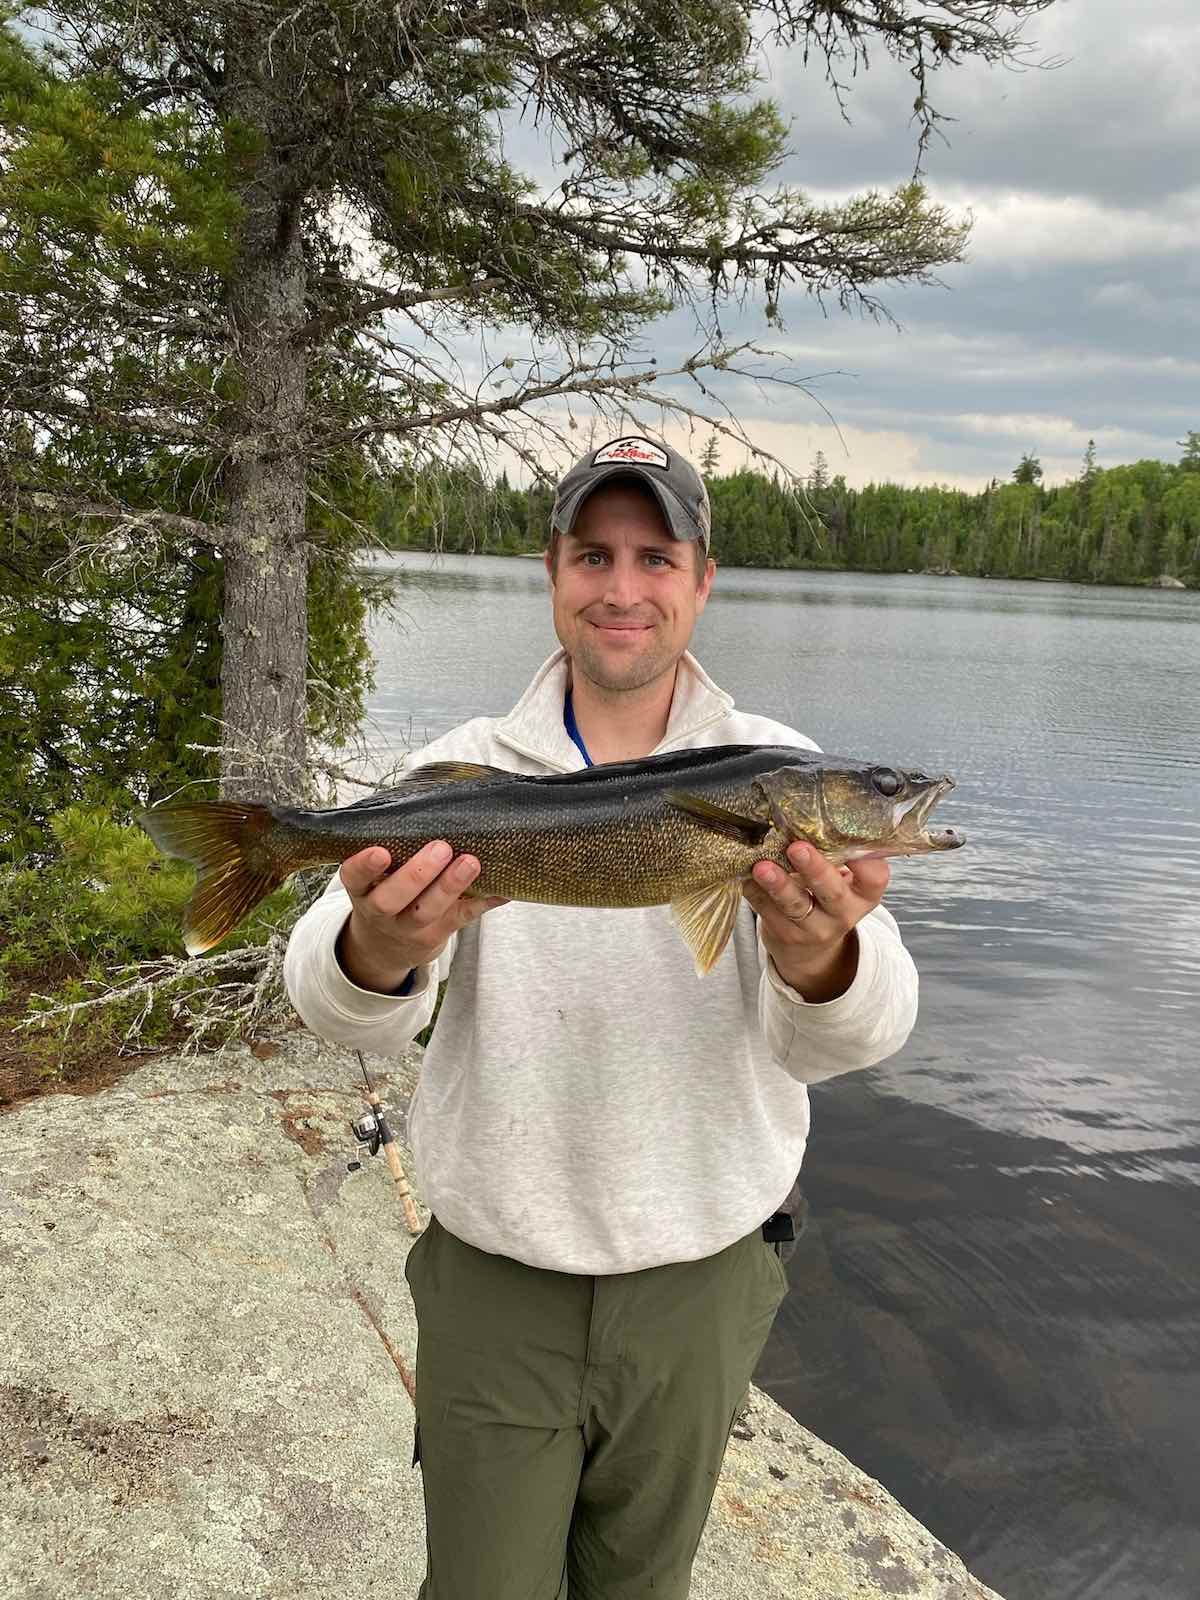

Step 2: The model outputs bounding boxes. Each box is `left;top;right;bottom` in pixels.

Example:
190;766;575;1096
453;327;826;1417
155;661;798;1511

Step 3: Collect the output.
545;481;716;695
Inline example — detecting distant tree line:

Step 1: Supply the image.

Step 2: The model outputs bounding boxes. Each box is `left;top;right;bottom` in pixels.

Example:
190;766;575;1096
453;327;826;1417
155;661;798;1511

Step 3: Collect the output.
375;433;1200;587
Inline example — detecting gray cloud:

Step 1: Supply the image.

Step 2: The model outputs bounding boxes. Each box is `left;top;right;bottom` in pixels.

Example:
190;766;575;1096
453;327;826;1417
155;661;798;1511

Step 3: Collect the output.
766;0;1200;208
674;2;1200;484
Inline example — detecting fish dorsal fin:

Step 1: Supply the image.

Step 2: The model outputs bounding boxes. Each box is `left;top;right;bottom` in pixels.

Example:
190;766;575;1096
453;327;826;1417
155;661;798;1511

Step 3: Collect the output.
666;790;770;847
402;760;511;789
343;784;410;809
669;879;744;976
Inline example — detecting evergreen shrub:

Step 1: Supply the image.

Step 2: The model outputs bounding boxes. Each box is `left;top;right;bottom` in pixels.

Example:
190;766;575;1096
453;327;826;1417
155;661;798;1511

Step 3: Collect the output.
0;807;296;1069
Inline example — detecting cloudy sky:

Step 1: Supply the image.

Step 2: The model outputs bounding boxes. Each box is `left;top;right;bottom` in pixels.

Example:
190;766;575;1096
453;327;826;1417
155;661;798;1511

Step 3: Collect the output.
476;0;1199;491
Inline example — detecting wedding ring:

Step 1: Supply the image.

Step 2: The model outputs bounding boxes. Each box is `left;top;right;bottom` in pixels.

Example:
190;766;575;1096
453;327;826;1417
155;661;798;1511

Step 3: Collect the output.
792;888;816;922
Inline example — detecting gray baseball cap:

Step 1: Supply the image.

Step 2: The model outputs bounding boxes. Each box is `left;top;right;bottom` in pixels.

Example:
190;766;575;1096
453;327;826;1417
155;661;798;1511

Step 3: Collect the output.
550;436;711;553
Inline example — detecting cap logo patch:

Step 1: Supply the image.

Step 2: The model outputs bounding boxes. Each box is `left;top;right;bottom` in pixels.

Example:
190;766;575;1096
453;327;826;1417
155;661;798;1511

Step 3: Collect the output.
593;437;669;470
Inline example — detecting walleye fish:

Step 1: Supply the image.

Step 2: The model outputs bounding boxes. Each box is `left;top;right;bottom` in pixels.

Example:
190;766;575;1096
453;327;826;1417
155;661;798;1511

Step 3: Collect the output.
137;745;964;975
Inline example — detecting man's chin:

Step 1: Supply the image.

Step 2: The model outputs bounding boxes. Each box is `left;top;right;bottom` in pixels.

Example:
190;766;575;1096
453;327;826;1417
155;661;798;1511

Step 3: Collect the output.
574;642;676;694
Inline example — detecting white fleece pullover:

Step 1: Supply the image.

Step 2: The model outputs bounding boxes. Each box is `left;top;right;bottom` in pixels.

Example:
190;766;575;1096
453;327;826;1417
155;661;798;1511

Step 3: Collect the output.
284;650;919;1275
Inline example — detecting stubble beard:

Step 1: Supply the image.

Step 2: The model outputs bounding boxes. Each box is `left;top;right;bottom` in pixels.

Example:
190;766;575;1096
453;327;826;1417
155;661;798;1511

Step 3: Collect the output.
570;621;679;697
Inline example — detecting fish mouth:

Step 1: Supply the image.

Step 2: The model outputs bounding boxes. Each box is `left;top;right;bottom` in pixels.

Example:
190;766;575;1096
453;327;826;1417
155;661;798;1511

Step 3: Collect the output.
894;775;964;852
920;825;966;851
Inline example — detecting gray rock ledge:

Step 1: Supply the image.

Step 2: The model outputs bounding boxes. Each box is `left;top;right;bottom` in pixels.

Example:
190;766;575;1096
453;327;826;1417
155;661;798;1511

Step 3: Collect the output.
0;1034;1002;1600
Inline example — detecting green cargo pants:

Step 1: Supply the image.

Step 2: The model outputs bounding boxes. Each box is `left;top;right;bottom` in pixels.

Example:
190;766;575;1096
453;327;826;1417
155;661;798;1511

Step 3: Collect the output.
404;1214;789;1600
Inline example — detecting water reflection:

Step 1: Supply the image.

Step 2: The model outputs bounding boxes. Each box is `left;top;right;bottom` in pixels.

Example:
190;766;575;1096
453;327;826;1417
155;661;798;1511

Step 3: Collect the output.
363;551;548;598
706;569;1200;626
756;1078;1200;1600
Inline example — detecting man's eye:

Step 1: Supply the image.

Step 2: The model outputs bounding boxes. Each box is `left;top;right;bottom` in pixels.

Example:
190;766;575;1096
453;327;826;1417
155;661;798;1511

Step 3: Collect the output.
582;552;607;566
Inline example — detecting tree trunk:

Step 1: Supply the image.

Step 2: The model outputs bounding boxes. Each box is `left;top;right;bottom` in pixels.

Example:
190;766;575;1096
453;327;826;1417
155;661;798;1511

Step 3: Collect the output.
218;43;311;803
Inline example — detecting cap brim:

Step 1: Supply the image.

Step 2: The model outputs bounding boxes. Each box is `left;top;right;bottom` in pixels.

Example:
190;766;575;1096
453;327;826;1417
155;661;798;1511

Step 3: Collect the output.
554;464;706;547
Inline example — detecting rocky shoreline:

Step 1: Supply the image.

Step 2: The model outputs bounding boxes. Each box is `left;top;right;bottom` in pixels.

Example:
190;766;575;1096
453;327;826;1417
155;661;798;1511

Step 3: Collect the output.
1;1033;1002;1599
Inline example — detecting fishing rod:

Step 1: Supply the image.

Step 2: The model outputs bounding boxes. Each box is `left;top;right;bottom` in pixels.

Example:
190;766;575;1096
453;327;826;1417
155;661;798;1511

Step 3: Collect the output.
347;1050;422;1235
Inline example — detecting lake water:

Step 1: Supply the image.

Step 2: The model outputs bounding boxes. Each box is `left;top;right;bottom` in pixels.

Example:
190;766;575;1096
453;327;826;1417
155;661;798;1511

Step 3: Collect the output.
362;554;1200;1600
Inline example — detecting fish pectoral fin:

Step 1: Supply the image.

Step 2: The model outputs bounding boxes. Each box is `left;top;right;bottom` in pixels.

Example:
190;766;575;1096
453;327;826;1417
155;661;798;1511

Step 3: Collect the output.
670;880;744;977
401;760;511;788
666;791;770;846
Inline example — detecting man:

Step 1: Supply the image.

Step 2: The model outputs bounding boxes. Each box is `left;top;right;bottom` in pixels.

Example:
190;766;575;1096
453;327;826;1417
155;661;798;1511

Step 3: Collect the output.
283;435;918;1600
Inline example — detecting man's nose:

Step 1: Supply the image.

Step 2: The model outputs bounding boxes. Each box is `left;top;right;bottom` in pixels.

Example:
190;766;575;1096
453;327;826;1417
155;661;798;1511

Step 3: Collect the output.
602;558;641;608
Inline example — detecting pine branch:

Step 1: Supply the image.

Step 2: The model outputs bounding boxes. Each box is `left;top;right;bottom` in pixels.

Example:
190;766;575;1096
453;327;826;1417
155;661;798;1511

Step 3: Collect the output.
1;390;219;448
14;491;240;548
296;275;507;346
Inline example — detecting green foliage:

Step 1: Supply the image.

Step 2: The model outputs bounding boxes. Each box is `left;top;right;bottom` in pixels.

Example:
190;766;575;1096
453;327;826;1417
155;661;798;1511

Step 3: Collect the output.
1013;453;1044;486
0;806;292;984
0;807;296;1065
372;446;1200;588
376;467;539;556
0;510;223;860
0;22;239;281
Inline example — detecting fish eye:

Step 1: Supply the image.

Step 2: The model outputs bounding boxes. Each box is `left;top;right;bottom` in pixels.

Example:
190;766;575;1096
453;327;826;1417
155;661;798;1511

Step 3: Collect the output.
870;767;903;797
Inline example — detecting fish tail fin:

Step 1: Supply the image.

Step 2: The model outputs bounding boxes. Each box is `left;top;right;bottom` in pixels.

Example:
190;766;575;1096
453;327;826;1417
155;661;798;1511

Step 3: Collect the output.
137;802;289;955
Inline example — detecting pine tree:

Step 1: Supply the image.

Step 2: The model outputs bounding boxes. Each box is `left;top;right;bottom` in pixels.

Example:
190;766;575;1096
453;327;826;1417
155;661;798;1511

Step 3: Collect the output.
1178;432;1200;474
1075;436;1099;549
700;435;721;478
1012;453;1044;486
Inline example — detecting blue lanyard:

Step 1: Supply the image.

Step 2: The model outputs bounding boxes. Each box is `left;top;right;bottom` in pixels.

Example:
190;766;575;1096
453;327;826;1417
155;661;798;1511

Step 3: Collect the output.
563;688;593;767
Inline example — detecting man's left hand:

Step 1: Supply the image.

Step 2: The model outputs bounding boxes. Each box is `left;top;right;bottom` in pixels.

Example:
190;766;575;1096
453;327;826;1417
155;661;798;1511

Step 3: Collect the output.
742;842;890;1004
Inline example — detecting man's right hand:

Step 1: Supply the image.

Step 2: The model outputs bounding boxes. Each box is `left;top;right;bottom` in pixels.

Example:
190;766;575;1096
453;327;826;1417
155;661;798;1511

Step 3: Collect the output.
335;840;509;995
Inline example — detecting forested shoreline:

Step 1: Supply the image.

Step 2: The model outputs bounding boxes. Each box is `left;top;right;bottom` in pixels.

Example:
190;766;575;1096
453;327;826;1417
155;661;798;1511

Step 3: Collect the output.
375;439;1200;588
